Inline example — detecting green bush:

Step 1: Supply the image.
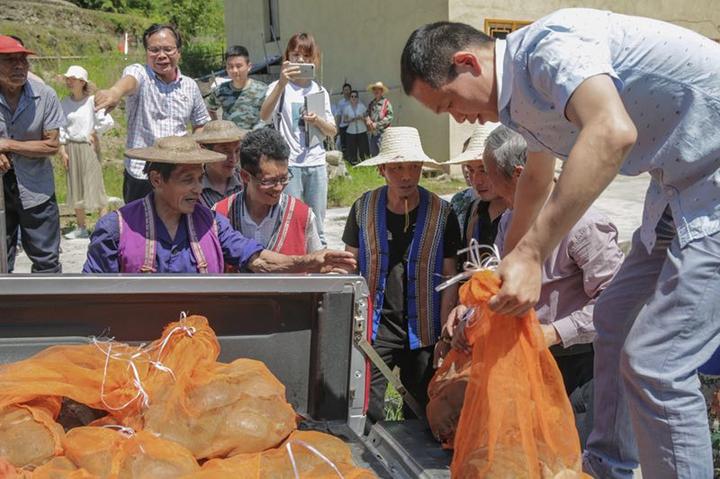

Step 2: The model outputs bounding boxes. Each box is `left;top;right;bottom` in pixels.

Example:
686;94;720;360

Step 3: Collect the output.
180;40;224;78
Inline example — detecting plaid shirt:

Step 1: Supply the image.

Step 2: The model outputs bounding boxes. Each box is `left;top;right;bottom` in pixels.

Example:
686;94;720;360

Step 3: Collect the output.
124;64;210;179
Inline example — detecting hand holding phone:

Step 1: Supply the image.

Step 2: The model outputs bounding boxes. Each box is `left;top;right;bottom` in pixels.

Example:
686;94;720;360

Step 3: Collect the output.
287;62;315;80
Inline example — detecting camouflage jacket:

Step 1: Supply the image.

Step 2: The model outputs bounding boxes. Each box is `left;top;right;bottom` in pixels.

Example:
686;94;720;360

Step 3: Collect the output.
206;78;268;130
367;96;394;135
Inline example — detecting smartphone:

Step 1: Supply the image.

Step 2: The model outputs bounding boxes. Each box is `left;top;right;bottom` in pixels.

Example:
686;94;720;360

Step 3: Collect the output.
288;62;315;80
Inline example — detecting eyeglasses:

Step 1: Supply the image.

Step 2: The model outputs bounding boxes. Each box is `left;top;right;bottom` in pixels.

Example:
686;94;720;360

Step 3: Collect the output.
147;46;178;55
248;170;294;188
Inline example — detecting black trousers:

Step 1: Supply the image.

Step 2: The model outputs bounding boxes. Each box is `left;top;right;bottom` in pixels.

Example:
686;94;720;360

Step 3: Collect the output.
345;132;370;165
555;349;595;449
123;170;153;204
3;169;61;273
338;126;348;154
366;319;435;429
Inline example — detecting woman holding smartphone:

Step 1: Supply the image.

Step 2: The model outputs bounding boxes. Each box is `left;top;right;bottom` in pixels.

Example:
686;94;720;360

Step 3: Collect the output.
260;32;336;246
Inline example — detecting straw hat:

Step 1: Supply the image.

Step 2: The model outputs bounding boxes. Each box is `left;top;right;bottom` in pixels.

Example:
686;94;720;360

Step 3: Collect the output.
191;120;248;144
446;122;501;165
367;81;389;94
356;127;440;168
126;136;225;164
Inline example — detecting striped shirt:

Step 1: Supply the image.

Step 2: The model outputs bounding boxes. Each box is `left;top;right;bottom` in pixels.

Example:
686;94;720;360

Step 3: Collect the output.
123;64;210;179
200;172;243;209
499;8;720;251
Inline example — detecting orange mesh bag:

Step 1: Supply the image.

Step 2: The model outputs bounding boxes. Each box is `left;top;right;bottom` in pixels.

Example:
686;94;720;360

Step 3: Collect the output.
133;316;297;459
0;341;153;423
0;398;64;469
23;457;95;479
62;426;200;478
426;348;472;449
452;270;586;478
192;430;377;478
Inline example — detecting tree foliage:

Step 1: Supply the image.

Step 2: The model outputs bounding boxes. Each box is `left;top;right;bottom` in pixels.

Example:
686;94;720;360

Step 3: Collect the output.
67;0;224;39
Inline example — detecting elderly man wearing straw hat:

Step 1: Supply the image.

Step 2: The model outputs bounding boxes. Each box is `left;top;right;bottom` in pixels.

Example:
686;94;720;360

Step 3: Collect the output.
83;136;355;274
446;122;507;249
365;81;394;157
0;35;65;273
342;126;461;428
213;128;322;256
192;120;246;208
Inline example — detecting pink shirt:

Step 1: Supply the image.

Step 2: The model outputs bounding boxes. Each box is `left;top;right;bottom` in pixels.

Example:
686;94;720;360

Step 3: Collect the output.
496;207;625;348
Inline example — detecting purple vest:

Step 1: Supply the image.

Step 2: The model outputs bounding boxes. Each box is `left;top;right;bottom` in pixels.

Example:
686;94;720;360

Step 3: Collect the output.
117;195;223;273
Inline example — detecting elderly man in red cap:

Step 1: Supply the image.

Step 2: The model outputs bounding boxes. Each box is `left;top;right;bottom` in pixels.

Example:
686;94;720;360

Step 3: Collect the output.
0;35;65;273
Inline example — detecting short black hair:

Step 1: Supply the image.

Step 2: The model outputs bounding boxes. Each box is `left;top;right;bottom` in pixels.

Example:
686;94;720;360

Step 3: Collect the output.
142;24;182;50
144;162;177;182
350;90;359;96
400;21;493;94
342;83;352;90
240;128;290;175
225;45;250;63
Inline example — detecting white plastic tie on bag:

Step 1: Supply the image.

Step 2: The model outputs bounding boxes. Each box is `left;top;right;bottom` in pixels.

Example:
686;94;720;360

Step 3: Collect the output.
93;338;151;411
286;439;345;479
436;239;501;292
102;424;136;437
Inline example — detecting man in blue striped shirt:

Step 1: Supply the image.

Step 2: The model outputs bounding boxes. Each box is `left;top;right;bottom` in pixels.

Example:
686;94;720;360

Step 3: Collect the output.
403;9;720;479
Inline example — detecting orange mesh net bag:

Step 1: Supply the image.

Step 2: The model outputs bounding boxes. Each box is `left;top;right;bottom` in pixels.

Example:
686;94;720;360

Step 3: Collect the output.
130;317;297;459
0;340;152;424
192;430;376;478
451;270;586;478
0;398;64;469
60;426;200;478
426;348;472;449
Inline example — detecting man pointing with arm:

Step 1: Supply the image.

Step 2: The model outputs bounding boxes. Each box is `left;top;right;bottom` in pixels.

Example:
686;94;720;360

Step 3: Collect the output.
403;9;720;479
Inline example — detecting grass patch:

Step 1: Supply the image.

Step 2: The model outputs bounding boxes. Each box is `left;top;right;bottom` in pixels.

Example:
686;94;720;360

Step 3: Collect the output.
328;163;467;208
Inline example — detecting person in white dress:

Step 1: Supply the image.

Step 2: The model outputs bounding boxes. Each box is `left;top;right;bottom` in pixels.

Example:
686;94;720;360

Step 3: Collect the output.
58;65;114;239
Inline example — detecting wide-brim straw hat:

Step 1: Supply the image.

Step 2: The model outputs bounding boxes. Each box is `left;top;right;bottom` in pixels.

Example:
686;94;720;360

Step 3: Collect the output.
367;81;389;94
126;136;225;164
192;120;248;144
446;122;501;164
356;126;441;168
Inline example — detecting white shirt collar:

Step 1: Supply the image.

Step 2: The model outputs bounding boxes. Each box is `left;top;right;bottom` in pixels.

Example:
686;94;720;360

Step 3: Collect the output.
495;39;512;112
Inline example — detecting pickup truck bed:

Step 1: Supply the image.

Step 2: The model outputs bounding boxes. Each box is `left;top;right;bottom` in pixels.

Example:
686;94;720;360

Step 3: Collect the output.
0;274;451;478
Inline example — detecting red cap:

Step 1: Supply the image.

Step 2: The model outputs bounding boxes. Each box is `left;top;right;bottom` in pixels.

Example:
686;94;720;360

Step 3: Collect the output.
0;36;35;55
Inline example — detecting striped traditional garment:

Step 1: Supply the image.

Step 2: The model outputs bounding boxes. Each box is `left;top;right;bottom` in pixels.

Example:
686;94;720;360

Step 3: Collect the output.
356;185;451;349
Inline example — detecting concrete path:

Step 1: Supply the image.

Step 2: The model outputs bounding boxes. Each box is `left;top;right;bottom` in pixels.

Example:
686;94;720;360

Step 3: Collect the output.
13;174;650;273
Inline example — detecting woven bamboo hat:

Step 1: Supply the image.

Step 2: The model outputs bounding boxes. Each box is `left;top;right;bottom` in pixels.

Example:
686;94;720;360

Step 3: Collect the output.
446;122;500;165
126;136;225;164
192;120;248;144
356;127;440;168
367;81;389;94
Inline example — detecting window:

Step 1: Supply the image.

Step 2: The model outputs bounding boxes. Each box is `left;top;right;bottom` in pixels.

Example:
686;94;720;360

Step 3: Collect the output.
484;18;532;39
264;0;280;42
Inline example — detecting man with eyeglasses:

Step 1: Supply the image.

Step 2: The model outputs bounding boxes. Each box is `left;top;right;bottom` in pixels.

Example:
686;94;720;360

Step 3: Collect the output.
214;128;322;255
95;23;210;205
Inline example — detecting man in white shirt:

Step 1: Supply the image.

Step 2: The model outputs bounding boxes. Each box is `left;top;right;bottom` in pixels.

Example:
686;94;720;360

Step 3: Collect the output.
334;82;352;153
95;23;209;204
